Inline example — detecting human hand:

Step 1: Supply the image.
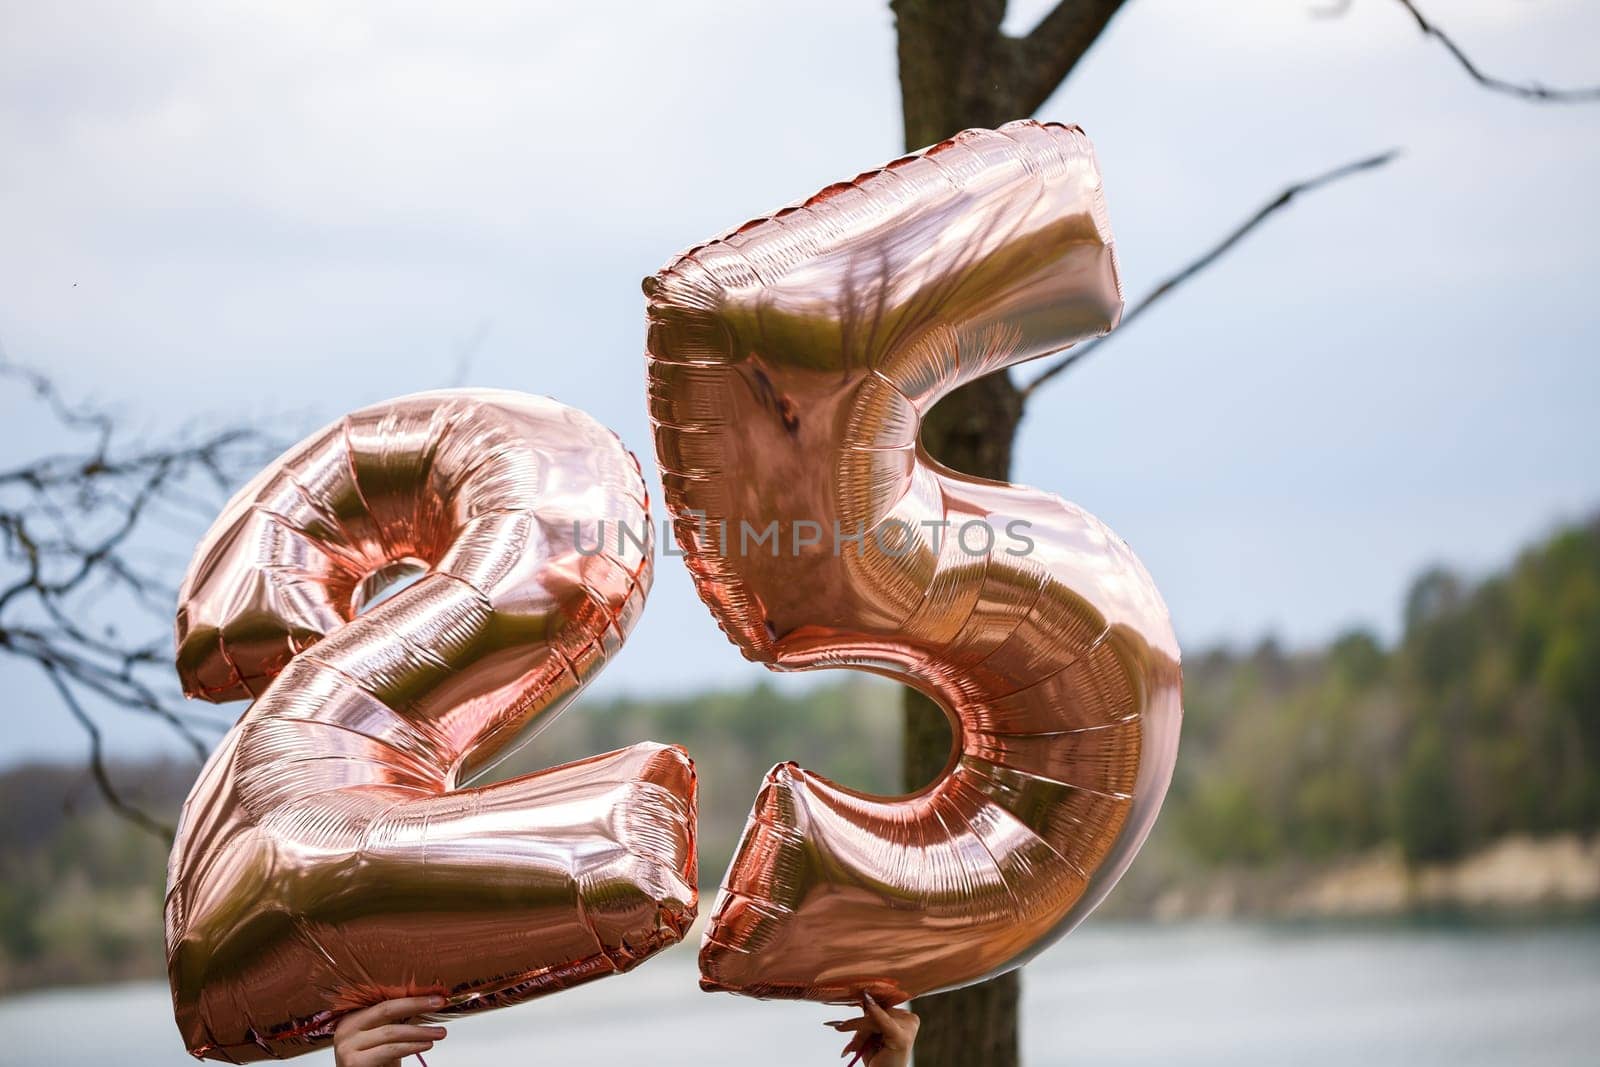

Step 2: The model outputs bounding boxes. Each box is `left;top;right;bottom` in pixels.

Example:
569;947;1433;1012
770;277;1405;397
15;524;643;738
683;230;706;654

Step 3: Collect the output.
826;994;920;1066
333;995;447;1067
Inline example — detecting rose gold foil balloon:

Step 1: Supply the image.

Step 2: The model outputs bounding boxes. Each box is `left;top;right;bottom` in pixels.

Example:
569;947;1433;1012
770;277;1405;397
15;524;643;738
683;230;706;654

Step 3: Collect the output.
165;389;697;1061
644;122;1181;1005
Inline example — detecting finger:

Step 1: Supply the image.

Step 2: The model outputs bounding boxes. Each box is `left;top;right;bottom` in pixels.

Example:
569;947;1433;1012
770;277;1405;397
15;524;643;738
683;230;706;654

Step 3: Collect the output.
345;996;445;1031
840;1031;867;1060
346;1045;423;1067
880;1025;916;1051
366;1041;435;1062
861;994;896;1030
864;996;917;1048
375;995;446;1022
352;1024;446;1051
826;1019;873;1033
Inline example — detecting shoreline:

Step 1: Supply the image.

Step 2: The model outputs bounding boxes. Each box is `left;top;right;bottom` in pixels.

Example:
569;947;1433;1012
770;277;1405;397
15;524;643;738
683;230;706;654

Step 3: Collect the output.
1144;834;1600;922
5;834;1597;1000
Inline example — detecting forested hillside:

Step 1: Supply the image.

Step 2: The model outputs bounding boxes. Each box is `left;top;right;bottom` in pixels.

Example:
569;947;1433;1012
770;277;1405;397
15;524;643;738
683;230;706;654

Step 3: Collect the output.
1170;515;1600;870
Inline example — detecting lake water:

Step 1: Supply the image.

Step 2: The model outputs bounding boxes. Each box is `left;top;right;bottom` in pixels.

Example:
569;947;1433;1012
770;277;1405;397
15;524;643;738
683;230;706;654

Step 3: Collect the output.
3;921;1596;1066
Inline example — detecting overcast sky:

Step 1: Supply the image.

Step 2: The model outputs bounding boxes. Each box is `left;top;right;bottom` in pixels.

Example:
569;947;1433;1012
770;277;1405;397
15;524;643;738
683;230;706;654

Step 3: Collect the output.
3;0;1598;764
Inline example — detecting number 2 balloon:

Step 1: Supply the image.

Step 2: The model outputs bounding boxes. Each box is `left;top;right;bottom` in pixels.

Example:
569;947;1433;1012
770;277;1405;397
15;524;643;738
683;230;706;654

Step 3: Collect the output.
645;121;1182;1004
165;390;697;1061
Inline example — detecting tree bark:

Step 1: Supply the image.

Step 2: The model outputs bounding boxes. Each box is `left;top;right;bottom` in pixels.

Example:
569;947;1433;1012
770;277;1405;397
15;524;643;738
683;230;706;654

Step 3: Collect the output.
889;1;1125;1063
899;372;1024;1067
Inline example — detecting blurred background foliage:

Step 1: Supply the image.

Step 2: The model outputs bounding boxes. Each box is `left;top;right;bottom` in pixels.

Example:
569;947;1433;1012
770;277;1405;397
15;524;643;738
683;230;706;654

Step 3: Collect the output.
1173;514;1600;869
3;513;1596;992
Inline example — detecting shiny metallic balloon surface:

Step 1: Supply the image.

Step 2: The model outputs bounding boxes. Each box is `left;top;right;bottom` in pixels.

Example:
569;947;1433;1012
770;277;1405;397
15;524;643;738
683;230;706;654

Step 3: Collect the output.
645;121;1181;1005
166;389;697;1061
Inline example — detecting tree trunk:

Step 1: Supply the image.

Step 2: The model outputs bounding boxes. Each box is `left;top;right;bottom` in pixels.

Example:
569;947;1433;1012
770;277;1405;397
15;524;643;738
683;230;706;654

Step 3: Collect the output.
900;371;1024;1067
890;1;1124;1063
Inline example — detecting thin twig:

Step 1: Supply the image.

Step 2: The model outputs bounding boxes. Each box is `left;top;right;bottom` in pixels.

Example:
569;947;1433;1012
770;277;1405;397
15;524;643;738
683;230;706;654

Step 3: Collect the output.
0;350;114;457
1395;0;1600;102
1;353;272;831
42;663;175;840
1020;149;1398;398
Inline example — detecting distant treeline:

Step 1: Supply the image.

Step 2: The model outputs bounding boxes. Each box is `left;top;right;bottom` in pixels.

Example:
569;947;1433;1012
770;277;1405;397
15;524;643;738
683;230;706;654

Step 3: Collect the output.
0;761;181;991
2;516;1596;991
1166;514;1600;872
0;680;902;993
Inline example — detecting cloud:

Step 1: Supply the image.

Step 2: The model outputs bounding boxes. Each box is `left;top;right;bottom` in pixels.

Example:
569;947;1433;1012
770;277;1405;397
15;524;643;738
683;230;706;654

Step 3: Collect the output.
1;0;1597;760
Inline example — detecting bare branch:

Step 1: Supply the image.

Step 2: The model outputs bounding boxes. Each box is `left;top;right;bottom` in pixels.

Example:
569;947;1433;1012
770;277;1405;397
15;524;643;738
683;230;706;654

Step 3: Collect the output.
1004;0;1129;115
0;352;114;457
1;353;274;831
448;319;493;388
41;662;174;840
1395;0;1600;102
1021;149;1398;398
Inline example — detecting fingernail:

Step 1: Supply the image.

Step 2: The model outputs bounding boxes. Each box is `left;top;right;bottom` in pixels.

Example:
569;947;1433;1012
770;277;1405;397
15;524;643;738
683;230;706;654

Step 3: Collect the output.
428;996;446;1008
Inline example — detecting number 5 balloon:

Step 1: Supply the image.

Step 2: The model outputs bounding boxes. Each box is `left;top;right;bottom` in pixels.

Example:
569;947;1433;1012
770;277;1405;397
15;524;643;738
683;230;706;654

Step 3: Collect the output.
165;390;697;1061
645;121;1181;1004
